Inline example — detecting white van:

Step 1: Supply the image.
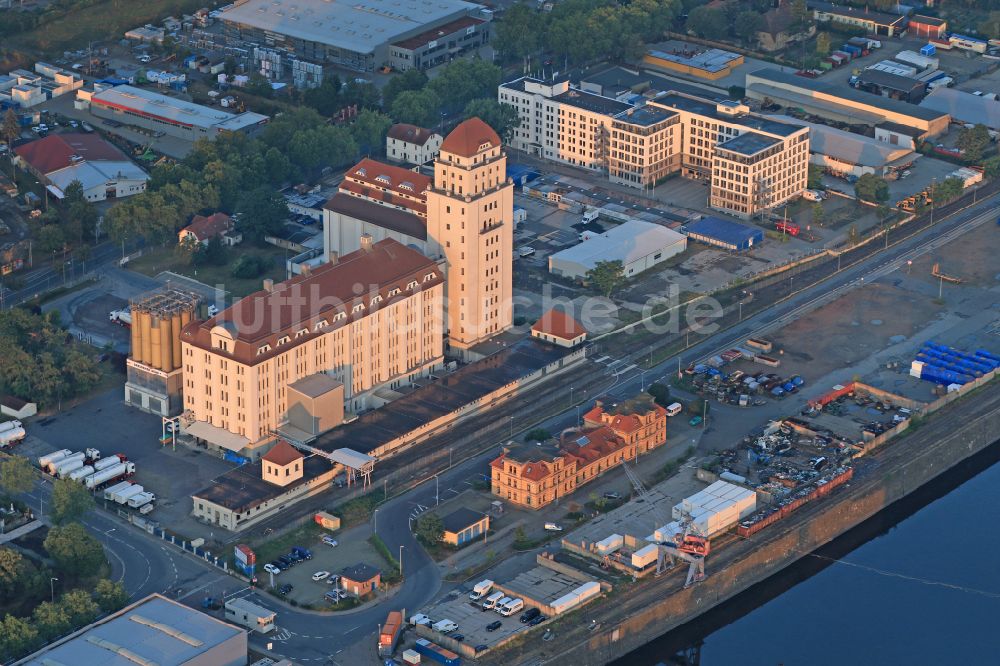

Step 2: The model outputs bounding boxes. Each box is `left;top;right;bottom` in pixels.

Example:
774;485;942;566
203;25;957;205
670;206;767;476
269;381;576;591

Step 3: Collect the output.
665;402;683;417
433;619;458;634
492;596;513;613
518;246;536;258
482;591;505;611
498;598;524;616
409;613;432;627
470;579;494;600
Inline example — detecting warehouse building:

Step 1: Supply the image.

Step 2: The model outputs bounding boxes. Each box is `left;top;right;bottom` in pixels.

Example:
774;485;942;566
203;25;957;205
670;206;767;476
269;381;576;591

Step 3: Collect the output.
909;15;948;40
643;47;743;81
83;85;268;140
549;220;687;280
857;69;926;103
768;116;915;178
745;69;950;136
388;16;489;72
809;0;907;37
220;0;489;73
684;216;763;251
919;88;1000;133
17;593;247;665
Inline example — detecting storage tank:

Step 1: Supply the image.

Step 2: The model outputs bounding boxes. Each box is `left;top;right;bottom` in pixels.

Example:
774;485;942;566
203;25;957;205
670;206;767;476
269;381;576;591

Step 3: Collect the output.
130;312;143;361
158;315;174;371
138;309;152;365
149;315;163;370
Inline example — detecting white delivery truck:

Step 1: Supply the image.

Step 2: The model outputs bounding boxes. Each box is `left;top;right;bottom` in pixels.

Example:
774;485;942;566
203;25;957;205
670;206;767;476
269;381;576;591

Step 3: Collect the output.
470;579;494;600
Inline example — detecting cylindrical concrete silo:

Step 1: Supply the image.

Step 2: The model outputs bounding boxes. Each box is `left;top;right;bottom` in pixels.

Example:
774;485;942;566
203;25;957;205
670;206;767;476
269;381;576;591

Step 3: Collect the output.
130;309;142;361
149;316;163;371
138;310;153;366
159;314;173;371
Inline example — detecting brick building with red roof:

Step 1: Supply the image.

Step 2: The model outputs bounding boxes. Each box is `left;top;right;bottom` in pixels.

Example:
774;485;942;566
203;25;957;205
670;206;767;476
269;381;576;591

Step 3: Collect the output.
490;394;667;509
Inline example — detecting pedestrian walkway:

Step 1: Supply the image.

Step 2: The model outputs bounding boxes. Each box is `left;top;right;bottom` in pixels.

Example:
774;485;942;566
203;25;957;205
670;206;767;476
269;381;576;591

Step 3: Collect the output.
0;519;44;545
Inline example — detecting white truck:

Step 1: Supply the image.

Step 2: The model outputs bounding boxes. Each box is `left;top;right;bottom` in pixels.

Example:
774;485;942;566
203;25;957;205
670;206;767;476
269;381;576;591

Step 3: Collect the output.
103;481;133;501
69;465;96;482
0;419;22;434
38;449;73;470
86;462;136;490
109;309;132;327
112;484;145;505
0;426;26;447
127;492;155;509
139;503;155;515
53;457;85;478
93;454;125;471
470;579;494;600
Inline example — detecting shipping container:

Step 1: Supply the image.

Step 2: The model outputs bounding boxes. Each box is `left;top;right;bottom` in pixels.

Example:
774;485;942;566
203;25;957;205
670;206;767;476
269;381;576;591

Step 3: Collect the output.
414;638;461;666
631;544;659;568
594;534;624;555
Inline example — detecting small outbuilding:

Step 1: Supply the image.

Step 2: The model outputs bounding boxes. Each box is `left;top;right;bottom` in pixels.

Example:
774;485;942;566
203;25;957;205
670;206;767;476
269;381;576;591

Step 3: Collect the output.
440;507;490;546
548;219;687;280
1;395;36;420
340;563;382;597
531;309;587;348
684;217;763;251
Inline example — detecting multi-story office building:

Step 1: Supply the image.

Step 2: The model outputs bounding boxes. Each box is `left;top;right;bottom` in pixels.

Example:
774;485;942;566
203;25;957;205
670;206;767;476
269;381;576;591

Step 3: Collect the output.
649;94;810;218
179;237;444;451
500;76;809;218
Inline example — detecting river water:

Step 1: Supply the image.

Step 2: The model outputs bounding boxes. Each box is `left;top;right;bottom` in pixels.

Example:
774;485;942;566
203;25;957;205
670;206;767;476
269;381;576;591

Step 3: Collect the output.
615;441;1000;666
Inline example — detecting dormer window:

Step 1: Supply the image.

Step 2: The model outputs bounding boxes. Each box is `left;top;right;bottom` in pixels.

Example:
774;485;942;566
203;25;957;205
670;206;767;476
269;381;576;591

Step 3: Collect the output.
400;181;414;192
375;174;391;185
355;167;367;177
295;328;309;338
406;280;418;290
388;287;401;297
352;303;365;314
370;294;383;306
256;344;271;355
277;336;291;345
333;312;346;322
314;319;328;331
478;141;492;152
423;272;436;282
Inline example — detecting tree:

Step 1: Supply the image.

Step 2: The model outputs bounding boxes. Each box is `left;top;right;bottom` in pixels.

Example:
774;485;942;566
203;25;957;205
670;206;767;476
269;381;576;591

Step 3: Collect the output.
381;69;429;110
807;164;824;190
32;601;71;642
200;235;228;267
0;614;38;661
586;260;626;298
245;72;274;99
426;59;501;114
647;382;671;407
94;579;128;613
931;177;965;204
957;123;991;163
35;224;65;255
44;524;106;578
236;187;288;242
415;512;444;546
59;589;99;627
847;224;859;246
854;173;889;205
493;1;542;63
302;75;344;116
811;202;825;227
390;89;441;128
2;109;19;149
341;79;381;110
733;10;762;45
686;6;727;38
175;234;201;266
789;0;810;30
350;109;392;155
0;548;27;597
815;31;831;56
49;479;94;526
462;99;521;143
230;254;270;279
0;455;35;495
524;428;551;442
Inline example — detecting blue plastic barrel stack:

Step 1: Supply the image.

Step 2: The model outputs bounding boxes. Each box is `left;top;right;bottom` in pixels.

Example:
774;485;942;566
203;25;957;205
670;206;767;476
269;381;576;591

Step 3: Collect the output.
912;342;1000;386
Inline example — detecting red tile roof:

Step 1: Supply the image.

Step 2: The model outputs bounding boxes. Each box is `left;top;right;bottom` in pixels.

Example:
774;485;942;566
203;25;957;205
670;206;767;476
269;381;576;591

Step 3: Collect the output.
344;158;430;200
181;212;232;242
262;440;303;466
386;123;438;146
531;309;587;341
560;427;625;465
440;118;500;158
181;238;442;365
14;133;128;174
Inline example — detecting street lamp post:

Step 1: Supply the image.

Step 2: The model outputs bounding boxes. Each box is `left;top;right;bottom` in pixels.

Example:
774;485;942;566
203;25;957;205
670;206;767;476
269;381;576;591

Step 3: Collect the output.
399;545;404;577
435;475;439;506
50;577;58;603
373;509;378;536
509;415;513;438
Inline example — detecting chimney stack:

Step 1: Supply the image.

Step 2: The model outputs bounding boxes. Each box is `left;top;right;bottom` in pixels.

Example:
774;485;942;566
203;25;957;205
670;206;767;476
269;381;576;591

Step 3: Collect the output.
263;278;274;292
360;233;373;252
301;264;312;277
328;251;338;265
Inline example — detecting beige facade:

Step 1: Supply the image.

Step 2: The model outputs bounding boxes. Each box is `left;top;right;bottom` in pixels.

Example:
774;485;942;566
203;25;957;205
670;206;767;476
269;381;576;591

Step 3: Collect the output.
386;123;443;165
180;240;445;448
500;77;808;215
425;118;514;351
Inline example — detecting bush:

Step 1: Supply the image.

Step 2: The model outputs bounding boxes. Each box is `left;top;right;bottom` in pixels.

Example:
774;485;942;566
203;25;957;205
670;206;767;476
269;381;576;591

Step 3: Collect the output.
230;255;270;279
524;428;551;442
647;382;671;407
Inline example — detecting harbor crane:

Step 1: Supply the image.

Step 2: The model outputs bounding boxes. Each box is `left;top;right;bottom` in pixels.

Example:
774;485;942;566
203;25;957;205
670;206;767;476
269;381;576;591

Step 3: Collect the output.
620;460;710;587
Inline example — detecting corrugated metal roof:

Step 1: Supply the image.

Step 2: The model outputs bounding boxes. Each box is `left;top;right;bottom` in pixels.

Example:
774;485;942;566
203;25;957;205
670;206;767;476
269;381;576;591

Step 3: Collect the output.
684;217;763;247
549;220;686;271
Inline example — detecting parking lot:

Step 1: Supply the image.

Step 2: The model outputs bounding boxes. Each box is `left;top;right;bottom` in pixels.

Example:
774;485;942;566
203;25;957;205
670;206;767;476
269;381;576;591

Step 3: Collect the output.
420;588;537;653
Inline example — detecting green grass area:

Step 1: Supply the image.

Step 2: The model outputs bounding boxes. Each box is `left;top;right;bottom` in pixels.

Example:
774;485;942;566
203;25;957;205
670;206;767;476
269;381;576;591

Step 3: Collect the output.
252;522;323;567
6;0;210;59
332;492;381;529
367;534;402;585
128;245;287;298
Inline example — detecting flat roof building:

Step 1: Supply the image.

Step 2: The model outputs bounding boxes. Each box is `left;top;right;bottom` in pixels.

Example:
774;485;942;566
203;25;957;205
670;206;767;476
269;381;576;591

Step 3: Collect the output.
549;220;687;280
745;68;950;136
857;69;926;103
643;47;744;81
919;88;1000;132
220;0;488;73
388;16;489;72
441;507;490;546
87;85;269;140
809;0;907;36
17;593;247;666
684;216;763;251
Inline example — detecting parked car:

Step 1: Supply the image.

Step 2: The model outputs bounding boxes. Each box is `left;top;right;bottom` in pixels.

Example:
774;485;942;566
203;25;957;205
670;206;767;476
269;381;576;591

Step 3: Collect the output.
278;555;295;568
312;571;330;581
277;583;293;596
520;608;541;623
263;563;281;575
518;246;536;258
529;614;548;626
475;644;488;653
486;620;503;632
322;535;339;547
271;559;288;571
451;633;465;642
544;523;563;531
689;416;703;427
602;491;622;500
